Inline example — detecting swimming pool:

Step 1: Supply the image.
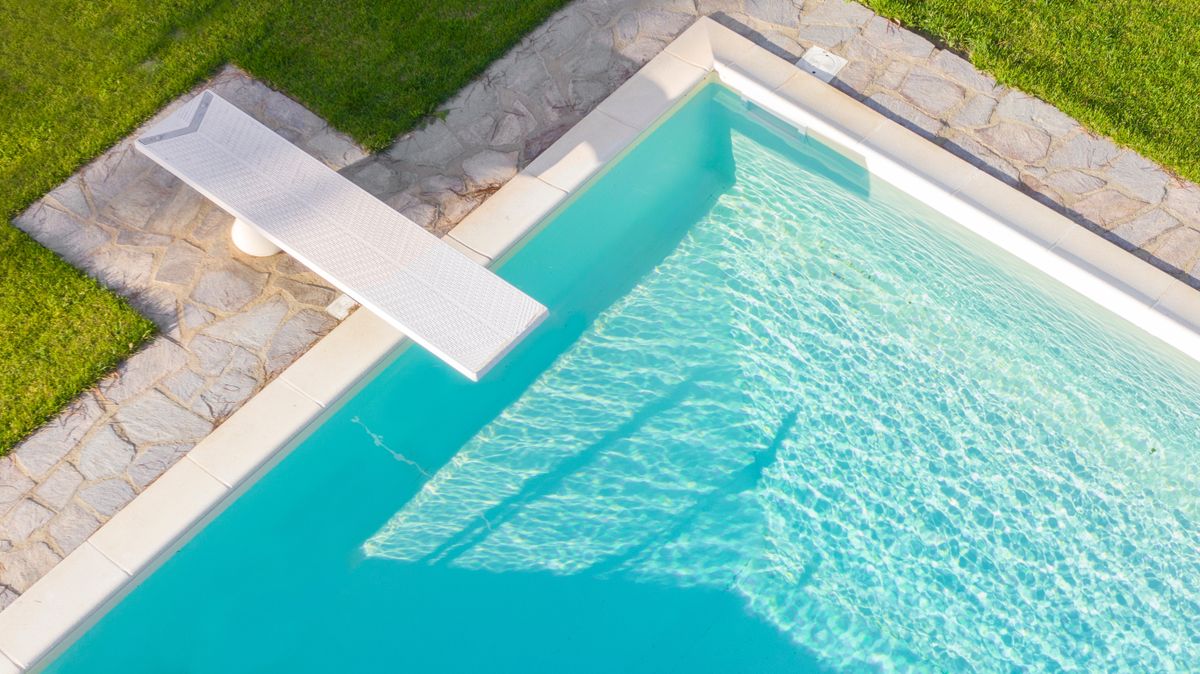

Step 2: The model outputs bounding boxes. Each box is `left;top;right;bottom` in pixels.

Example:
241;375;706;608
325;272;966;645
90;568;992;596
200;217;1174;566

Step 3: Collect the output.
45;78;1200;671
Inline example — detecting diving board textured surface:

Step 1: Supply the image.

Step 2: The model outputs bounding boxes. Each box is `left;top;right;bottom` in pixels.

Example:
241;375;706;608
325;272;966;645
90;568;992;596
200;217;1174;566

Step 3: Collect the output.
136;91;547;380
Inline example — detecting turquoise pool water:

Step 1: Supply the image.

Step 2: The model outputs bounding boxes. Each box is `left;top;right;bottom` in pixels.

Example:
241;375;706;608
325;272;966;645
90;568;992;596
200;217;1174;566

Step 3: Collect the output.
50;83;1200;672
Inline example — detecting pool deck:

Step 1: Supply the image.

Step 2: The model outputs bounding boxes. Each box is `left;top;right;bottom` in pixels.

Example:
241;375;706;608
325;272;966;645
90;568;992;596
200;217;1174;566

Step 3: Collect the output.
3;0;1200;666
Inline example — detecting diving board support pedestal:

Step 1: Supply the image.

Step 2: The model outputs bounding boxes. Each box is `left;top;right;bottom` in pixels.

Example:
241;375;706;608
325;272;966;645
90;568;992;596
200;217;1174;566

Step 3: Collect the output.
230;219;281;257
135;91;547;381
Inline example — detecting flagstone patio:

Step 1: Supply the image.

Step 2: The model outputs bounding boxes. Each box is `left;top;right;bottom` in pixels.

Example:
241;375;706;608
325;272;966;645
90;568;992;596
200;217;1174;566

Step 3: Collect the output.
2;0;1199;609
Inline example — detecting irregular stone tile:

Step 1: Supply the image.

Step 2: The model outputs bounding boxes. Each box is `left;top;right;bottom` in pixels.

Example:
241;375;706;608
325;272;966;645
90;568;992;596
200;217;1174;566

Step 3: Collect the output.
929;49;997;93
797;24;860;48
899;67;966;116
432;193;487;234
13;394;103;479
275;278;336;307
383;188;422;215
951;94;997;128
768;31;815;62
189;334;236;376
47;503;100;555
491;110;538;148
0;586;18;611
863;15;934;58
832;60;877;92
261;93;326;137
298;127;368;169
1151;226;1200;271
76;424;136;481
82;146;156;208
452;113;502;153
190;207;231;246
100;337;189;404
462;150;519;189
865;92;943;138
0;499;52;542
1044;170;1106;197
696;0;746;14
78;479;136;518
179;303;215;335
266;309;337;375
841;30;887;63
1045;133;1122;171
13;205;110;267
0;459;34;516
401;201;440;230
190;262;269;313
114;391;213;446
116;228;172;250
1165;185;1200;223
217;78;273;115
386;122;467;167
570;78;614;111
135;286;183;336
273;255;315;277
977;121;1051;163
128;444;192;489
1072;189;1147;228
226;344;264;379
617;34;671;67
944;133;1020;185
203;294;289;349
995;91;1078;136
1105;151;1170;203
90;247;155;294
194;369;260;422
0;542;61;592
563;43;617;80
145;186;207;235
421;174;468;198
162;368;207;406
1112;210;1180;248
34;465;84;511
536;7;595;57
874;61;910;90
746;0;800;26
633;8;694;40
45;179;92;219
615;12;638;43
803;0;873;26
99;176;176;229
156;240;205;286
347;161;399;197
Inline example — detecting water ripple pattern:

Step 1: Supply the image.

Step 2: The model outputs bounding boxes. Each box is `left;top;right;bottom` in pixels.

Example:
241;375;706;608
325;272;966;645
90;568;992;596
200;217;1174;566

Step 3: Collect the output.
366;120;1200;670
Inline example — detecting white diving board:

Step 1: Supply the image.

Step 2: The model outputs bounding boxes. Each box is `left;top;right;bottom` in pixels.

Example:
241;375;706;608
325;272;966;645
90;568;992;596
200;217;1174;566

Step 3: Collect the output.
136;91;547;381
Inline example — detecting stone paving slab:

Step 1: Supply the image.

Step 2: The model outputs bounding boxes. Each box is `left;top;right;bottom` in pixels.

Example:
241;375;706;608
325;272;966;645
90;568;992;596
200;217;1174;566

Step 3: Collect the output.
3;0;1200;610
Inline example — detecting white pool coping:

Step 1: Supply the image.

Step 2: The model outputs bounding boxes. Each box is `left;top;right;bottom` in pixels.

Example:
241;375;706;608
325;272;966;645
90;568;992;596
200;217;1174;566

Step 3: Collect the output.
7;16;1200;671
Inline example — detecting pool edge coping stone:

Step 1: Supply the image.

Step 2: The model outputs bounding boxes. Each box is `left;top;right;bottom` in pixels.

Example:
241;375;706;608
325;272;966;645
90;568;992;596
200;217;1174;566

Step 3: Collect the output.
9;14;1200;672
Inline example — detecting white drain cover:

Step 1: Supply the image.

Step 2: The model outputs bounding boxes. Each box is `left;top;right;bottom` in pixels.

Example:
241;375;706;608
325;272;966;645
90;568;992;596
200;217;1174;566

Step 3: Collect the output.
796;46;848;83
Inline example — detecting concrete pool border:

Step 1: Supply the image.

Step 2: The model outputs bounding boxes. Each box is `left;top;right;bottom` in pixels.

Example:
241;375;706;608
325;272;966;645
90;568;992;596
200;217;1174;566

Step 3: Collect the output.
7;15;1200;671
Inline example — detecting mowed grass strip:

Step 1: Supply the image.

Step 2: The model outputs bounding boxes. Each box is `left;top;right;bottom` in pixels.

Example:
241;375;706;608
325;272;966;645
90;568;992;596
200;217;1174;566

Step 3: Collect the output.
0;227;155;450
861;0;1200;182
0;0;570;453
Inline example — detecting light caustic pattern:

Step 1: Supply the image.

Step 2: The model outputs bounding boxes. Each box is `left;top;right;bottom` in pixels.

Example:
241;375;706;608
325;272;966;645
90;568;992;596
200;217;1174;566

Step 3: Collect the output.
367;129;1200;671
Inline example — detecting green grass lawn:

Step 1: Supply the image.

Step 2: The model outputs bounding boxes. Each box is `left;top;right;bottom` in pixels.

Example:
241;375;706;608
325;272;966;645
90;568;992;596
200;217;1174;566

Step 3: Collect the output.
860;0;1200;182
0;0;570;453
2;0;1198;454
